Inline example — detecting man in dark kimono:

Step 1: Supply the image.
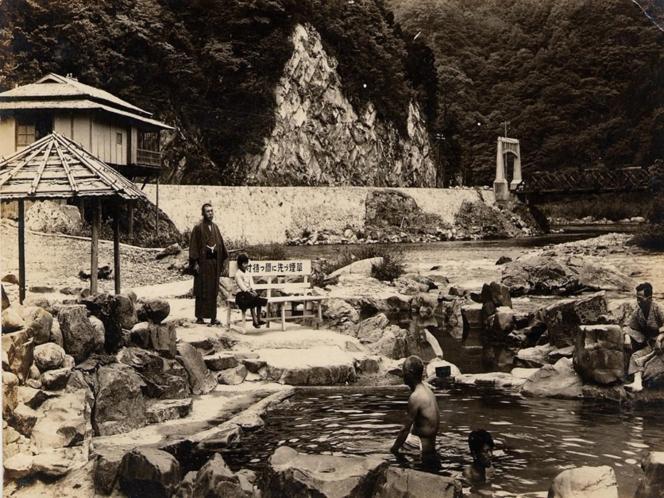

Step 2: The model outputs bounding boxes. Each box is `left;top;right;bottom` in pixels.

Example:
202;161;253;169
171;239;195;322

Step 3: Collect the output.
189;203;228;326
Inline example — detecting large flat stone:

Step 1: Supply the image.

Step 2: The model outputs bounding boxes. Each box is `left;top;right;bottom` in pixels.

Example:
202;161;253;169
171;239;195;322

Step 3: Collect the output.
264;446;388;498
372;466;462;497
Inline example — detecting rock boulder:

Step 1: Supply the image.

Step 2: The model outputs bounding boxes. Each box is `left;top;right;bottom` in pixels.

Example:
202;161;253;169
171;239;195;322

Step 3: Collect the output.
33;342;66;371
94;363;147;436
548;465;618;498
635;452;664;498
263;446;388;498
502;255;632;296
118;448;181;498
372;467;462;498
117;347;191;399
176;343;217;395
22;306;53;345
58;305;97;362
537;293;608;348
137;299;171;324
573;325;624;385
521;358;583;399
2;329;35;381
30;389;91;450
193;453;249;498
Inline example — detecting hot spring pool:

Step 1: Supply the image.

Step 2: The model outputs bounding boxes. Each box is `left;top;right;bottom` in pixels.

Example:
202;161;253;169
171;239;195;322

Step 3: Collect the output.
211;385;664;497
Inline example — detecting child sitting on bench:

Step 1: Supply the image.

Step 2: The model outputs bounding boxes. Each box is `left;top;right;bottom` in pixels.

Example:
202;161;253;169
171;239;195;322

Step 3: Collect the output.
234;253;268;329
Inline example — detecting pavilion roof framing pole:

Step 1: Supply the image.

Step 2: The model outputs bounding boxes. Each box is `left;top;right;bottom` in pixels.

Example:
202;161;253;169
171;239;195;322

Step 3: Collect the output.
90;198;101;295
28;141;54;195
53;139;79;193
0;140;48;187
113;201;121;295
53;133;126;196
18;199;26;304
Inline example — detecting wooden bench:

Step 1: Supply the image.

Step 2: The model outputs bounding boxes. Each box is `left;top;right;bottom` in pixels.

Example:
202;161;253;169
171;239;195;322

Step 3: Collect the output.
225;259;327;332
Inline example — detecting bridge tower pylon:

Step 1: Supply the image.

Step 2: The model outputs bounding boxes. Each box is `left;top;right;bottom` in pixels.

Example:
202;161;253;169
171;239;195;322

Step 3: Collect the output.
494;136;522;202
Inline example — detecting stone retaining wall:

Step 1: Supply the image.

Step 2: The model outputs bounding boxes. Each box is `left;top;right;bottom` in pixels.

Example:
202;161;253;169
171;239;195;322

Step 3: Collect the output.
144;185;495;244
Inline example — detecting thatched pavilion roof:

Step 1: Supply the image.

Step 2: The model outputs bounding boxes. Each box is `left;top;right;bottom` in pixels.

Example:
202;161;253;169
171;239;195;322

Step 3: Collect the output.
0;133;147;201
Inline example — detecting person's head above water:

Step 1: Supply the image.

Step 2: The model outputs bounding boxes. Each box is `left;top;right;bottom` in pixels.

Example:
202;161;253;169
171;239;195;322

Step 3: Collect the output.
469;429;494;468
402;355;424;389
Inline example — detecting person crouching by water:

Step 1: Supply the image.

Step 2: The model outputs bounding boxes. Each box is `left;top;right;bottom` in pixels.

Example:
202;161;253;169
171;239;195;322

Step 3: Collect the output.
391;355;441;472
624;282;664;392
463;429;495;484
189;203;228;326
235;253;268;329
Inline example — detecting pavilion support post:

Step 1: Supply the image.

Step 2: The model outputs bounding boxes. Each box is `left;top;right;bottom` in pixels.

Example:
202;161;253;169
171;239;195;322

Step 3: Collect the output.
90;198;101;295
18;200;26;304
128;201;134;242
155;176;160;241
113;203;121;295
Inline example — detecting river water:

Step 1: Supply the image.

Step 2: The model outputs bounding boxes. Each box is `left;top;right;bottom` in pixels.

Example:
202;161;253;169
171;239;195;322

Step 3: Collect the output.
217;386;664;497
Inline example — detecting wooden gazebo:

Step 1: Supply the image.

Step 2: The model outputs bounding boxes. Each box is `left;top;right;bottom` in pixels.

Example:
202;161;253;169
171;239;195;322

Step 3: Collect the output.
0;132;148;302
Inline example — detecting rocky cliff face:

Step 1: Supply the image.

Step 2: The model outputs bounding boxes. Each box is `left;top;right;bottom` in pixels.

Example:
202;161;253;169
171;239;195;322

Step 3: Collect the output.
234;24;436;187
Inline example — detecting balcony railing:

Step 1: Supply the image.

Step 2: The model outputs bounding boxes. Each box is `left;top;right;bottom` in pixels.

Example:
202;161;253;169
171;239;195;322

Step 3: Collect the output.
136;148;162;168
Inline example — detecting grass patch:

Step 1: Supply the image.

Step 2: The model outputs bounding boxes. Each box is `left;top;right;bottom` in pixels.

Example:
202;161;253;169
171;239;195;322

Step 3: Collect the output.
311;245;405;286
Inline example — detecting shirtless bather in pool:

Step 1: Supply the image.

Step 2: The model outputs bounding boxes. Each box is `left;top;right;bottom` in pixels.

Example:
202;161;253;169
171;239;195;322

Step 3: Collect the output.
391;355;441;471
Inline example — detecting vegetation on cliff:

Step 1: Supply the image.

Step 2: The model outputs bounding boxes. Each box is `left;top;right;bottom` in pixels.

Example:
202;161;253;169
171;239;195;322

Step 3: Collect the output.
0;0;434;184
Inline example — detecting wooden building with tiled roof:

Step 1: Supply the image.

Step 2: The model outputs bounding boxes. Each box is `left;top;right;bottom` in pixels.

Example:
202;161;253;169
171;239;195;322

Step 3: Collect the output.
0;73;173;179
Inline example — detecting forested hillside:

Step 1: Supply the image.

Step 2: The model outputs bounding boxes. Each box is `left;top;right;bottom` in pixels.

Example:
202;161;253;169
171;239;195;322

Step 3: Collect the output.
0;0;434;184
0;0;661;185
390;0;663;183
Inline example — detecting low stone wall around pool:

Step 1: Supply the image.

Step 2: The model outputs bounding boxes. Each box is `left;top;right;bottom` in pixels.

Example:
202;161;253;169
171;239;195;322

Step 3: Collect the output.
143;185;496;245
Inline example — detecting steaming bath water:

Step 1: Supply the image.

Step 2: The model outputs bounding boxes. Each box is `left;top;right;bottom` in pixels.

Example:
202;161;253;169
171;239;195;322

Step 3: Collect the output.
214;386;664;497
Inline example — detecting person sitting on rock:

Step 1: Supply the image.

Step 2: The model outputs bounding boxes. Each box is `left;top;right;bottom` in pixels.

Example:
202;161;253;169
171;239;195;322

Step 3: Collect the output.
463;429;495;484
235;253;268;329
624;282;664;392
391;355;441;472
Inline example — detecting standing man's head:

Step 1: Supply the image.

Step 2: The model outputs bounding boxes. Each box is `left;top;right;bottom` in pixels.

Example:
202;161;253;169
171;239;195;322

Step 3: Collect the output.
402;355;424;389
636;282;653;307
201;203;214;222
468;429;494;468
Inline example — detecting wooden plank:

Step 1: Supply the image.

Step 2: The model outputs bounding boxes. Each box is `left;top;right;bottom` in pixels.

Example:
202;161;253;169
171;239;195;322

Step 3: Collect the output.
253;282;311;292
90;198;100;294
228;260;312;277
113;205;121;295
18;200;25;304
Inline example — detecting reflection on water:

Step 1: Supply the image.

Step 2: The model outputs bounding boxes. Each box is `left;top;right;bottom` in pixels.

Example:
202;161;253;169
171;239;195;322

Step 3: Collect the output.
217;386;664;497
